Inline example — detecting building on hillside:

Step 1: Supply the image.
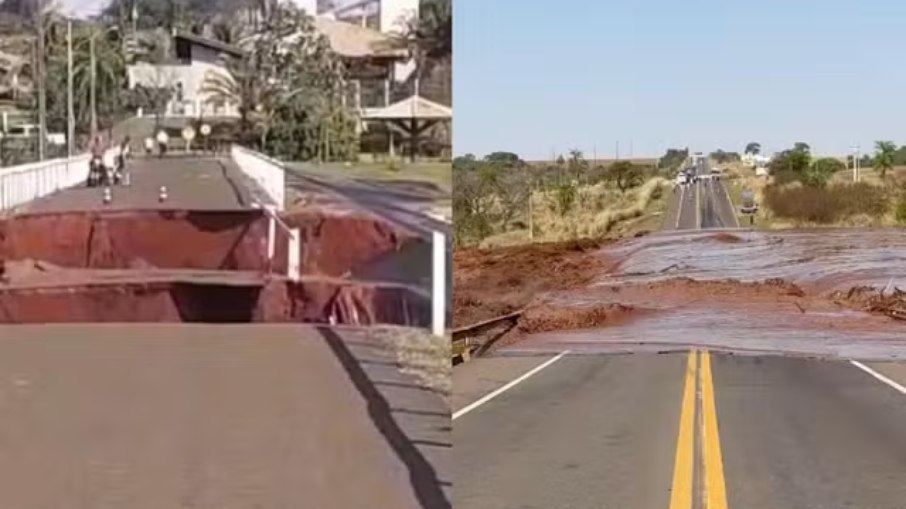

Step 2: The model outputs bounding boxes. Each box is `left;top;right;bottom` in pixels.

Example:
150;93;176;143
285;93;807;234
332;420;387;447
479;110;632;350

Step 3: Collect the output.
293;0;420;34
741;153;771;168
0;49;30;103
126;32;244;118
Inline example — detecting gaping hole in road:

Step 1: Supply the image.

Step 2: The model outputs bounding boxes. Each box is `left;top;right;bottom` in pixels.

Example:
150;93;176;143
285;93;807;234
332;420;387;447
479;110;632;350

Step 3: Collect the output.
0;209;430;325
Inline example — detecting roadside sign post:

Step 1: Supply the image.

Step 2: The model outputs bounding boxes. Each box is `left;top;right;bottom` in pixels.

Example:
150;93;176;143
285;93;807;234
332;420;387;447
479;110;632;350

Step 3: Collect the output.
200;124;211;154
182;126;196;154
740;189;758;226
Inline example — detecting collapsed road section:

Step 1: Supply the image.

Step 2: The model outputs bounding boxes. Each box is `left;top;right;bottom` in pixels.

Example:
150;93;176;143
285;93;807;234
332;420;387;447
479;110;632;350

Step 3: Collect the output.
0;207;431;325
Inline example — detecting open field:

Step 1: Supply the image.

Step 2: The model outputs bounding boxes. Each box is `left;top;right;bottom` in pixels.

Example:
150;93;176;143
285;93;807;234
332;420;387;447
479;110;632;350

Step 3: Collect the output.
477;177;669;248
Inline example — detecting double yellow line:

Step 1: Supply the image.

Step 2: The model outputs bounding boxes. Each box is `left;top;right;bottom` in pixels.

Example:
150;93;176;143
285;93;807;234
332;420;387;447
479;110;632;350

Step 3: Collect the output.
669;350;728;509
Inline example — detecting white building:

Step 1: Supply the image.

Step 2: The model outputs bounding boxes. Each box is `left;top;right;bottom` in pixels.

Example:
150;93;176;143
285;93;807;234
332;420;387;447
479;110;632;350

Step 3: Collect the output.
294;0;420;82
291;0;420;34
127;32;243;118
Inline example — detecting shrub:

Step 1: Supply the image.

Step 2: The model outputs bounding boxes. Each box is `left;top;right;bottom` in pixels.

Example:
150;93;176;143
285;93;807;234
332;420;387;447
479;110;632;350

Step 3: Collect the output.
764;182;889;223
896;195;906;224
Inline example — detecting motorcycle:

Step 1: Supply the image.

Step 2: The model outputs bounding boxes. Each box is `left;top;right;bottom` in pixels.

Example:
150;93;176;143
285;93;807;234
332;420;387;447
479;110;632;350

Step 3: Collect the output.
88;156;106;187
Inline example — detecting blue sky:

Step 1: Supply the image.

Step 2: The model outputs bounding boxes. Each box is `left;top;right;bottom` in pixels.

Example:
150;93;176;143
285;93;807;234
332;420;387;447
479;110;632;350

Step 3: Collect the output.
454;0;906;159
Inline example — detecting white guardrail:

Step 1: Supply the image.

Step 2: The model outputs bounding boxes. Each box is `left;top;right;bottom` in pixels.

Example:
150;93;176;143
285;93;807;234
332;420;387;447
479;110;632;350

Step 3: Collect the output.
0;154;90;211
230;145;286;211
0;149;121;211
261;204;301;282
234;145;448;335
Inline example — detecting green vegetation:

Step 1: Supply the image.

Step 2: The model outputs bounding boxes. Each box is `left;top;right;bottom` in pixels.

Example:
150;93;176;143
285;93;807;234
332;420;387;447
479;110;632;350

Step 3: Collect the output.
658;147;688;171
453;150;667;246
709;149;740;164
0;0;452;165
896;194;906;225
873;140;896;180
764;183;889;224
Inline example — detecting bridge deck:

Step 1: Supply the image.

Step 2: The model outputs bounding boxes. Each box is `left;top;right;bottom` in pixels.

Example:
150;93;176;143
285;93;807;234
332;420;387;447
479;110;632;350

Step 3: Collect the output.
20;156;258;213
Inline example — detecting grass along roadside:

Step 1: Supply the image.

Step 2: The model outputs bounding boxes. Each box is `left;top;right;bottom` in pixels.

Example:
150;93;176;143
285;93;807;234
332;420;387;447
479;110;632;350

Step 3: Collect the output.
367;326;451;401
479;177;669;248
296;161;452;193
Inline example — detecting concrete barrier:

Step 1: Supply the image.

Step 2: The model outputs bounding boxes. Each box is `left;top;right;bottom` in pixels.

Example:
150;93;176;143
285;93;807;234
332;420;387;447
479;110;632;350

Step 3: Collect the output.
230;145;285;211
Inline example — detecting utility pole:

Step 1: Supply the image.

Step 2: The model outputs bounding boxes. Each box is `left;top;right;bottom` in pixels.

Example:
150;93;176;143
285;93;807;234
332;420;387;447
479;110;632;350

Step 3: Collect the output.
526;163;534;241
35;17;46;161
90;33;98;141
67;20;74;157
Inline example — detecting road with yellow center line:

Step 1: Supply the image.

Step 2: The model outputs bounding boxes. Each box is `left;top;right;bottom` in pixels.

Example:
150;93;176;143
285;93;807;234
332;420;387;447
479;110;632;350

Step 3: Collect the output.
454;352;906;509
669;350;727;509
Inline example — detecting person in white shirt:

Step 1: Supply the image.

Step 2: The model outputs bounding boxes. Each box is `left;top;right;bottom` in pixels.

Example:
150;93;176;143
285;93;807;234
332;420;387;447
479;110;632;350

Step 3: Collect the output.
156;130;169;158
144;136;154;155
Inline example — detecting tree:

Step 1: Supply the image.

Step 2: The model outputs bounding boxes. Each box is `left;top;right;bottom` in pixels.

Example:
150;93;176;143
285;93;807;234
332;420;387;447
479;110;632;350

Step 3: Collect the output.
805;158;844;188
793;142;811;154
567;149;588;183
710;149;740;164
874;140;896;179
744;142;761;155
484;152;520;165
452;153;494;244
201;1;353;161
769;145;811;183
607;160;643;193
658;148;689;171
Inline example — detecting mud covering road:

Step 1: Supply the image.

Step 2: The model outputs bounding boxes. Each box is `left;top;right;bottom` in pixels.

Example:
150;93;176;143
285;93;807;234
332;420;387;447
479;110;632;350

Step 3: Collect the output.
455;228;906;357
0;324;450;509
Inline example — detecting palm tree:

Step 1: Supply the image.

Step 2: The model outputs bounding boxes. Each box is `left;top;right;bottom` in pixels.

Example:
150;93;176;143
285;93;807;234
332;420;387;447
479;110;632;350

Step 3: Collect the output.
71;27;126;133
874;140;896;180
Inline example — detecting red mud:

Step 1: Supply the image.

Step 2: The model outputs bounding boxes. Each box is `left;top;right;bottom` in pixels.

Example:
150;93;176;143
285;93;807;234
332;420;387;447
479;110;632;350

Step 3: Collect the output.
0;209;416;277
453;238;617;327
0;209;426;324
455;231;906;354
517;303;640;334
0;276;428;325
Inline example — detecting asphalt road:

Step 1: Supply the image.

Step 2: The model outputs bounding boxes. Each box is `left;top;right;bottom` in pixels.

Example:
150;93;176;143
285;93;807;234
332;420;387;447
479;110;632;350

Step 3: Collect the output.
21;156;258;213
453;352;906;509
665;158;739;230
0;324;451;509
285;164;451;241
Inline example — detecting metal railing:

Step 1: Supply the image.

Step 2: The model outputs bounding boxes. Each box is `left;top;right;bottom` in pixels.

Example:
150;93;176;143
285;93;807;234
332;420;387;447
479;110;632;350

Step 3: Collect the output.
259;203;300;281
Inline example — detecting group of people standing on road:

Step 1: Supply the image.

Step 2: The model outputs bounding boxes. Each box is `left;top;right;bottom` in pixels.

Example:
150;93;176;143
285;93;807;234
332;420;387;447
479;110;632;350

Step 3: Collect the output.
145;130;170;158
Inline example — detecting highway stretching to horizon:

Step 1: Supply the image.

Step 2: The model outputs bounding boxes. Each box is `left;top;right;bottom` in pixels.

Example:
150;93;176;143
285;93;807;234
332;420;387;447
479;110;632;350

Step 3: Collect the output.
453;156;906;509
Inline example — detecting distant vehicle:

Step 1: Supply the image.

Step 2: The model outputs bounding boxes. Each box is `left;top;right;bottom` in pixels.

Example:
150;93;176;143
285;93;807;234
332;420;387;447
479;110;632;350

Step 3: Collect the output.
710;167;720;175
675;173;688;186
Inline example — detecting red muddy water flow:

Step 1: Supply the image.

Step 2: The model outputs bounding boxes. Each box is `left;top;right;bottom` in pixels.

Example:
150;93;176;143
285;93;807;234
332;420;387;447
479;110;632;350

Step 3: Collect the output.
0;209;430;325
503;229;906;360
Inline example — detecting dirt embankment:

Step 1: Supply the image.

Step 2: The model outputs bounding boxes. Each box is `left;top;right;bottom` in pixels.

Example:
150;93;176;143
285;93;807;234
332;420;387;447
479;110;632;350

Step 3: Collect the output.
453;238;619;328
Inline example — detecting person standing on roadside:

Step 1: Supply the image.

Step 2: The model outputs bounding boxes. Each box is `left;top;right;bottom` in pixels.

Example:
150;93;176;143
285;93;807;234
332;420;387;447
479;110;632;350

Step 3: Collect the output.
156;129;169;158
144;136;154;155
